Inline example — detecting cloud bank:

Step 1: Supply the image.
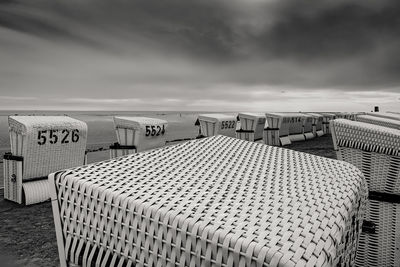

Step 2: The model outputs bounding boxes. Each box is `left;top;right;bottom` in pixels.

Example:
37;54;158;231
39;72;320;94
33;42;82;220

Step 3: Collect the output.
0;0;399;111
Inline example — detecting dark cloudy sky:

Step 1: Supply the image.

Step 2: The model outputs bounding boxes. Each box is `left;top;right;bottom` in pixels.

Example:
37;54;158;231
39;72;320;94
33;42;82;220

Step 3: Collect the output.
0;0;399;111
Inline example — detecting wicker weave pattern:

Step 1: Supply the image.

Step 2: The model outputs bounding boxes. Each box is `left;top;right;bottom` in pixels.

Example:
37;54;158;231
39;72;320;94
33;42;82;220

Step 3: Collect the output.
369;112;400;121
355;200;400;267
331;119;400;157
50;135;367;267
356;115;400;130
331;120;400;267
8;116;87;179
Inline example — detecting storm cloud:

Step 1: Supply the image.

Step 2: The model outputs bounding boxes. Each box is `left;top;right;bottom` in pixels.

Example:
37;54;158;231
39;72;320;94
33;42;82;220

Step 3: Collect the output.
0;0;399;111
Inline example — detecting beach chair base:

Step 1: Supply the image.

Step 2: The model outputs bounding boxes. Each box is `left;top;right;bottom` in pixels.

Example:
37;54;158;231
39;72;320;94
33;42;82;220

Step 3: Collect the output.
3;153;49;205
304;132;315;140
316;130;324;137
289;133;305;142
109;143;137;159
279;136;292;146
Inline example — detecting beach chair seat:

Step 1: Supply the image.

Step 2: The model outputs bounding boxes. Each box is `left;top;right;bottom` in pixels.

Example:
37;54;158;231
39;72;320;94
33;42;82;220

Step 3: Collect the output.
330;119;400;267
111;116;168;157
50;135;367;267
236;112;266;142
4;116;87;205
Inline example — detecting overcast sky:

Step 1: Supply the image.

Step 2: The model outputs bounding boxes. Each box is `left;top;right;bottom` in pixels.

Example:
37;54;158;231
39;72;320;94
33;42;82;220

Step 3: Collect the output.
0;0;399;112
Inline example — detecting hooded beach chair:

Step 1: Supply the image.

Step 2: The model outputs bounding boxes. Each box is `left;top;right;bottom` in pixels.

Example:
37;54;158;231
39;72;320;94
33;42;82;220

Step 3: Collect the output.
3;116;87;205
236;112;266;142
110;116;168;158
50;135;367;267
331;119;400;266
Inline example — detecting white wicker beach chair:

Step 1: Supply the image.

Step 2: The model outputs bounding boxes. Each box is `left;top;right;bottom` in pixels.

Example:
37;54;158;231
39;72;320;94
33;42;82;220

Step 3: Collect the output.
356;115;400;130
368;112;400;121
4;116;87;205
196;114;237;137
306;113;325;137
319;113;336;134
236;112;266;142
263;113;306;146
111;117;168;157
330;119;400;267
50;135;367;267
302;114;315;140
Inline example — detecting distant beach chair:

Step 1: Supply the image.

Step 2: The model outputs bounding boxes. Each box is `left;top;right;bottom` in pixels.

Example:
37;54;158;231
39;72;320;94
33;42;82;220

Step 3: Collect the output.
319;113;336;134
356;114;400;130
49;135;367;267
235;112;266;142
331;119;400;267
302;113;315;140
110;116;168;158
263;112;307;146
334;112;362;121
305;113;325;137
3;116;87;205
196;113;237;138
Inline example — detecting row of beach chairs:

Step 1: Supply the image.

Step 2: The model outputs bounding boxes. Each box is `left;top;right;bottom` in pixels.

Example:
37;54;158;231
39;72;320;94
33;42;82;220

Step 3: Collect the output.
197;111;362;146
2;111;400;266
1;111;387;205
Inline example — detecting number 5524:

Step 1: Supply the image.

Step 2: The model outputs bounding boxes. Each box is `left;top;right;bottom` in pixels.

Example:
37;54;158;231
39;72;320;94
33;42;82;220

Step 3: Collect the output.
145;125;166;137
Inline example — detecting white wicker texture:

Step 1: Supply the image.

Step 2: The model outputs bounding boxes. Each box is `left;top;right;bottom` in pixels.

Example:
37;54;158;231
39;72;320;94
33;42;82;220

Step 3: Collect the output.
237;113;266;142
334;113;357;121
355;199;400;267
50;135;367;267
331;119;400;157
197;114;237;137
3;157;23;204
8;116;87;179
330;119;400;267
369;112;400;121
113;117;168;152
356;115;400;130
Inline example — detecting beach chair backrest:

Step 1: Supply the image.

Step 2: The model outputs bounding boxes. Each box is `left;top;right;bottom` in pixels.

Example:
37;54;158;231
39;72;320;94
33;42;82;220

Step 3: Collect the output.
8;116;87;179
